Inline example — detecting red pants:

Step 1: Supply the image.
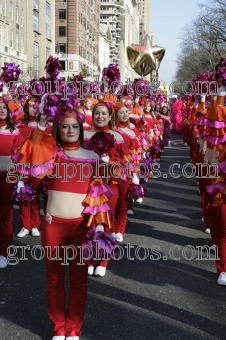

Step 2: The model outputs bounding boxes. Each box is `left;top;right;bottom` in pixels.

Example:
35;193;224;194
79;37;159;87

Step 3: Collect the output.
96;179;130;268
41;215;89;337
19;177;42;231
0;171;14;257
183;123;190;145
189;129;197;165
110;180;130;235
216;204;226;274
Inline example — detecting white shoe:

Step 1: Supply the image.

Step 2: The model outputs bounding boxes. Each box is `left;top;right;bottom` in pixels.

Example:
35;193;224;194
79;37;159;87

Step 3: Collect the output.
87;266;94;276
136;197;143;203
17;228;29;237
94;266;106;277
51;336;65;340
127;209;134;215
66;337;79;340
205;228;211;234
115;232;123;242
0;255;7;269
217;272;226;286
31;228;40;236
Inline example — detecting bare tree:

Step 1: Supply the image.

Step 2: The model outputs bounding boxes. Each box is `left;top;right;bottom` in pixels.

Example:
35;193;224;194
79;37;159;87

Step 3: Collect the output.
174;0;226;86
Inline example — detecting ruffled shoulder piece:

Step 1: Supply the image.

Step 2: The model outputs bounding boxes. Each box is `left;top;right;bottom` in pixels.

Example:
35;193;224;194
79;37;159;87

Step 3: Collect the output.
82;178;114;229
12;128;57;179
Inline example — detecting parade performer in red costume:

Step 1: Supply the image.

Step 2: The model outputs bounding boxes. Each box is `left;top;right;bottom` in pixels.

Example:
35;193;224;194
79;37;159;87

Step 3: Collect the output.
81;97;93;131
16;97;53;237
84;101;131;276
13;98;113;339
114;102;143;216
0;94;21;268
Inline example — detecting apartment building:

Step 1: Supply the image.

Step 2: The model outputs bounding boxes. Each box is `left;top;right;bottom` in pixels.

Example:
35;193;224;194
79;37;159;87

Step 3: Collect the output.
100;0;140;82
0;0;55;78
55;0;100;80
136;0;150;44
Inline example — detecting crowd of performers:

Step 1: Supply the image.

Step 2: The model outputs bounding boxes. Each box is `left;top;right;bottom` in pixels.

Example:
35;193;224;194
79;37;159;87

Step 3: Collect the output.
171;57;226;287
0;58;171;340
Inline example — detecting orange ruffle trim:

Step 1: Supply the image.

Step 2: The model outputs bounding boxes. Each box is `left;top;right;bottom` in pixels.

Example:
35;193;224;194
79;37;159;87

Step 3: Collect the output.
83;194;109;207
16;128;56;165
86;211;113;229
206;105;226;121
205;127;226;137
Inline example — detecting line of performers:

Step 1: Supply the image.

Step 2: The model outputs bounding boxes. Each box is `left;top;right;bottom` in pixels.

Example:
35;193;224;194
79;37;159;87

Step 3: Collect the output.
0;83;171;340
174;85;226;287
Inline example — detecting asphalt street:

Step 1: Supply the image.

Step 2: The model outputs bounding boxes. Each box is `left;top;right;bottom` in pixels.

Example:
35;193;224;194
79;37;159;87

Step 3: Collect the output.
0;131;226;340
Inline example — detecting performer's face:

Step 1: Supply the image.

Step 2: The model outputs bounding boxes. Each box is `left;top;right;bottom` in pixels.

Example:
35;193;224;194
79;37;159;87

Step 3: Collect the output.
155;106;160;112
117;107;129;122
162;107;168;114
59;117;80;143
85;99;92;110
28;102;36;116
144;104;151;112
93;105;111;127
0;102;7;120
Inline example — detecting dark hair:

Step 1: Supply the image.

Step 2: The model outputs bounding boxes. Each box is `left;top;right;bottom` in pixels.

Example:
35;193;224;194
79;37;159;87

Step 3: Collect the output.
51;120;84;147
92;101;115;130
23;98;40;125
3;103;16;132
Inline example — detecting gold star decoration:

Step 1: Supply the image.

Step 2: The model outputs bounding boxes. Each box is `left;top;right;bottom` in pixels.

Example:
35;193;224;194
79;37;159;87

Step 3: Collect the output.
126;35;165;77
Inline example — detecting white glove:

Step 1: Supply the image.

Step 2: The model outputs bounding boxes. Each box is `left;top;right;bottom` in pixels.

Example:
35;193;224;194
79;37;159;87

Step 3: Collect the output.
194;97;200;108
201;95;206;102
101;154;110;163
111;232;116;239
142;152;146;159
17;180;25;193
132;173;140;185
217;85;226;96
39;93;49;114
134;96;140;103
3;85;8;95
95;225;104;232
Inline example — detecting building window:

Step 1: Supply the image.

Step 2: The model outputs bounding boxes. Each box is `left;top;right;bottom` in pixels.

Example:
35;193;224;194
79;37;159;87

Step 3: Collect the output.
10;2;13;20
59;60;65;70
10;31;13;48
16;6;19;24
33;9;39;31
16;33;18;51
46;2;51;39
59;9;66;20
59;26;66;37
33;0;39;7
21;9;24;26
46;47;51;61
59;43;66;53
21;36;24;53
34;41;39;77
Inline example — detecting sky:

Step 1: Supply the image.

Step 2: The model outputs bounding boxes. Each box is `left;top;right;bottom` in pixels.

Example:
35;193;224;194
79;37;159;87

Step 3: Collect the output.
150;0;201;86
